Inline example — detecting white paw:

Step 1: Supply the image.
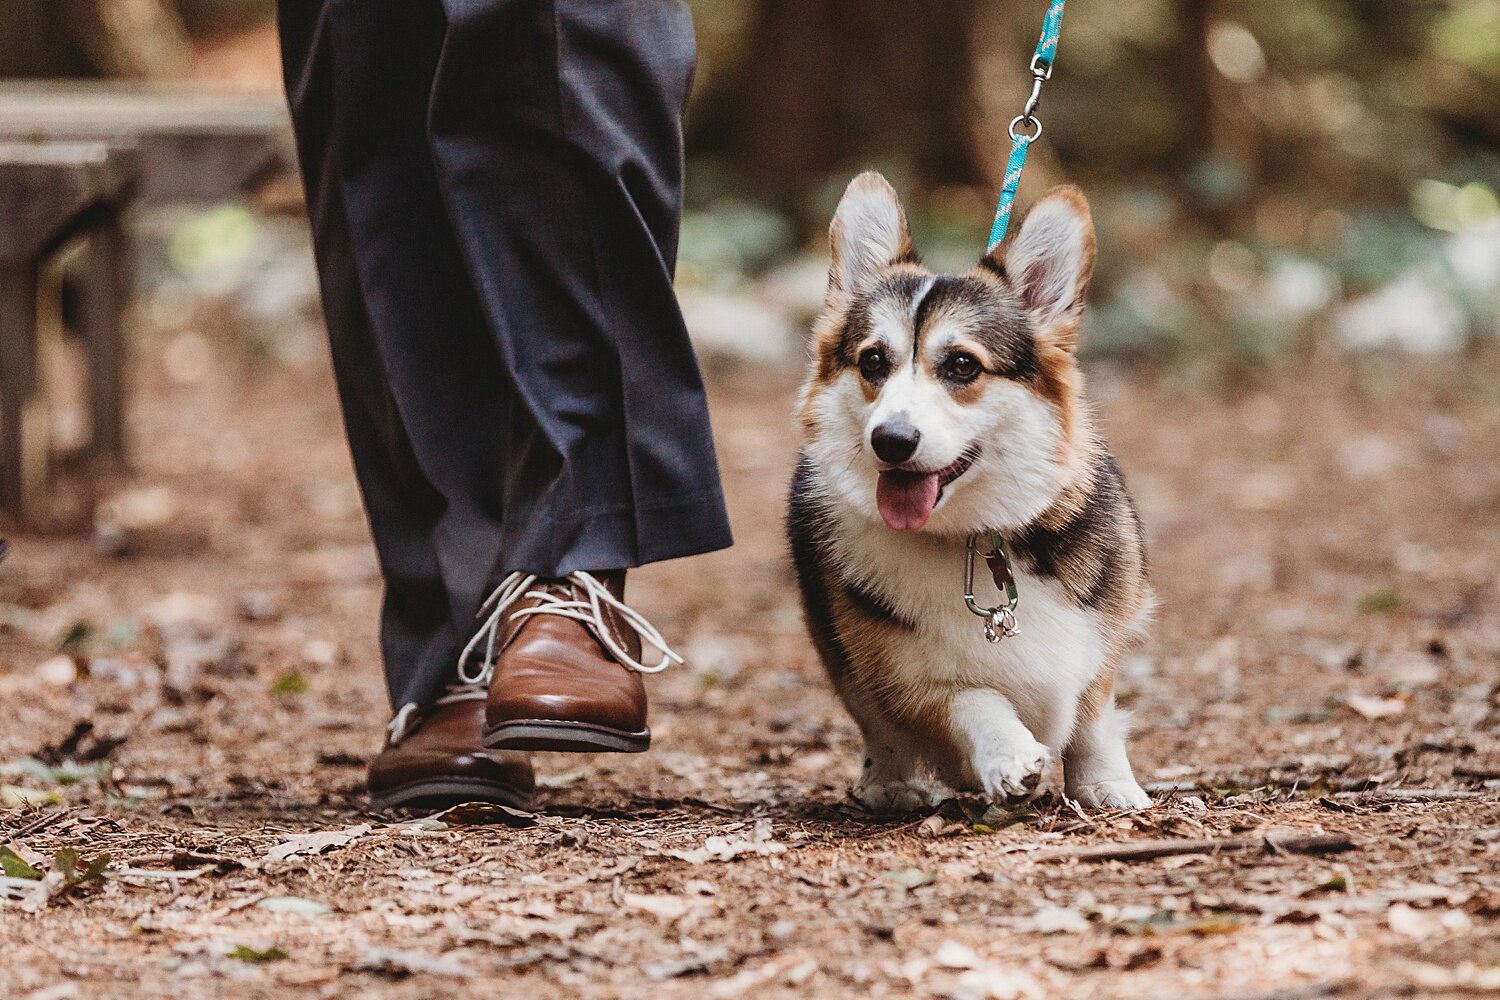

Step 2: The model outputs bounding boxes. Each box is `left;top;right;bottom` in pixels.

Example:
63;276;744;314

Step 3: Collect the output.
853;776;941;814
973;740;1051;800
1069;779;1151;810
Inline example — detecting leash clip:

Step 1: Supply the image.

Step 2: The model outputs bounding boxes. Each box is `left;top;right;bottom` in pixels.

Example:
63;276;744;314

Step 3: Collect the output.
964;532;1020;643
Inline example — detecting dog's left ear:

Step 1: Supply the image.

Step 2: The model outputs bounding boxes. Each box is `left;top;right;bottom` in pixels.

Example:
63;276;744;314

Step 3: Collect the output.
987;186;1095;351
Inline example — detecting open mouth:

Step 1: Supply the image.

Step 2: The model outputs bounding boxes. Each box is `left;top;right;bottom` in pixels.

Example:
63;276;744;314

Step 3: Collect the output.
875;446;980;532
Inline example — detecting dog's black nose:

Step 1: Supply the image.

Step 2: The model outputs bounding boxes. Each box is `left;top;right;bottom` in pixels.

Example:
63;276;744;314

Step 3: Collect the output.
871;420;921;464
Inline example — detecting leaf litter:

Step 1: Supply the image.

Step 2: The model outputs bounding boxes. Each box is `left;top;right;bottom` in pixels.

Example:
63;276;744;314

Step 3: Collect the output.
1;350;1499;998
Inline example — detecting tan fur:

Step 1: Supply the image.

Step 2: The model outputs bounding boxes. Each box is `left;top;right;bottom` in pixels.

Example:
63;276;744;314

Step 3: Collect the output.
1075;660;1117;727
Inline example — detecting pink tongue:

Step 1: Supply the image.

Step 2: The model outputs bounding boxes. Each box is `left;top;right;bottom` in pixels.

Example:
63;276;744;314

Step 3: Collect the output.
876;470;941;532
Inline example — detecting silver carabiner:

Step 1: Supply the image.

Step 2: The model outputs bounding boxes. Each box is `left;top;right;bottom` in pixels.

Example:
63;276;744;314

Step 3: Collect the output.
965;533;1020;643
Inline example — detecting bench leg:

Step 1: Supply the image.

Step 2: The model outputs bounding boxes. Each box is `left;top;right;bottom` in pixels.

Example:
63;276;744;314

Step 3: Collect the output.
80;206;129;463
0;262;39;518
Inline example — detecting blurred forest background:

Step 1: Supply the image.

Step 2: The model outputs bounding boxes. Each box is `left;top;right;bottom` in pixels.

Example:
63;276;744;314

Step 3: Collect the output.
3;0;1499;366
4;8;1500;996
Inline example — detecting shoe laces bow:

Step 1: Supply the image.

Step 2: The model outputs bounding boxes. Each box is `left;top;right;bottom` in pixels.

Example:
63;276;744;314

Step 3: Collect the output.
455;571;683;689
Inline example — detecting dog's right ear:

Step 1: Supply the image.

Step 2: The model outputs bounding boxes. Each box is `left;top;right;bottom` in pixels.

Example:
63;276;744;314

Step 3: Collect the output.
827;172;913;308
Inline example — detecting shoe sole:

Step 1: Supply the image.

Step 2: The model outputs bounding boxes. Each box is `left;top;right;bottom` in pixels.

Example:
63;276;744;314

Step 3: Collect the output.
369;777;533;813
484;720;650;754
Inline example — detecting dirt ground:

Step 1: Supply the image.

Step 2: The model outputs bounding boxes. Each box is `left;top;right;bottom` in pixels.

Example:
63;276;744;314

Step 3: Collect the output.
2;309;1499;998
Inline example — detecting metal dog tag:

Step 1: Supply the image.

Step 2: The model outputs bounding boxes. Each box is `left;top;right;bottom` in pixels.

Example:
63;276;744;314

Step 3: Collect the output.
984;607;1018;643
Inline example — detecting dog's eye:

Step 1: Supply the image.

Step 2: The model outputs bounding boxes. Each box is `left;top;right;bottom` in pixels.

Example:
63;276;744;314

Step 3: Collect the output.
943;352;982;381
858;348;889;380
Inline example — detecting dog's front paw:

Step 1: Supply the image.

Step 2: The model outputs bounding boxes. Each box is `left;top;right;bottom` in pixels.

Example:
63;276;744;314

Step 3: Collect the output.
974;740;1051;800
1070;779;1150;810
852;776;942;815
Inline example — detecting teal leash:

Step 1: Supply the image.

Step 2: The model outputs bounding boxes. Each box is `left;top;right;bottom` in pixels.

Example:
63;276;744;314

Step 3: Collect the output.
985;0;1067;253
967;1;1067;641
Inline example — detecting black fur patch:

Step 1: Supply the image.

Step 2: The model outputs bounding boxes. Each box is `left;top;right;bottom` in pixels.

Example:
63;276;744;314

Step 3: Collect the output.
787;458;857;686
833;272;929;372
787;458;916;667
911;275;947;360
1007;452;1138;613
912;275;1039;382
840;572;917;631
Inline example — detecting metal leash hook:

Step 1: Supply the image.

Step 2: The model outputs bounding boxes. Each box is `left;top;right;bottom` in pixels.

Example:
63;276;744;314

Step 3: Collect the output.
985;0;1068;253
964;532;1020;643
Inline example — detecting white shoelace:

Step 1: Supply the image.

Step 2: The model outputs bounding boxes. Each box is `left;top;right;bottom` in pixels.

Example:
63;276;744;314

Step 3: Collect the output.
457;570;683;687
385;571;682;746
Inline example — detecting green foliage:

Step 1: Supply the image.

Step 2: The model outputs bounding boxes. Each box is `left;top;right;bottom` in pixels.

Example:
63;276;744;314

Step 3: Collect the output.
1430;2;1500;73
54;620;93;653
0;846;41;880
679;198;796;286
9;757;111;786
269;670;309;696
1358;590;1401;615
680;0;1500;366
52;846;110;888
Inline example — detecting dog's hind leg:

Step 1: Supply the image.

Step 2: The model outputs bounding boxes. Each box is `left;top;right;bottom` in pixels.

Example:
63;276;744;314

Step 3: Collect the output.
1063;702;1149;809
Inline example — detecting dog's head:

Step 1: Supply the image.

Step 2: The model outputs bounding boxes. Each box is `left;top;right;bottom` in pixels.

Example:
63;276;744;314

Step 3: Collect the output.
799;172;1096;534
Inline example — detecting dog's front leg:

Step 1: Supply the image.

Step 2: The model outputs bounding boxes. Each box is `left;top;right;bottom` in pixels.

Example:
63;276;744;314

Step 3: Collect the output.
840;682;943;814
947;689;1051;799
853;728;943;814
1063;703;1149;809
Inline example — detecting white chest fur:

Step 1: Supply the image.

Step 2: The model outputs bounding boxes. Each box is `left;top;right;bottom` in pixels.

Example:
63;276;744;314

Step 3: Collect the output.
827;508;1106;751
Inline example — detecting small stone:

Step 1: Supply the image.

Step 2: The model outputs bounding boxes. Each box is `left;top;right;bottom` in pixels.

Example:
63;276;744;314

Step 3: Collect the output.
36;654;78;687
239;591;280;622
934;940;983;970
301;639;339;667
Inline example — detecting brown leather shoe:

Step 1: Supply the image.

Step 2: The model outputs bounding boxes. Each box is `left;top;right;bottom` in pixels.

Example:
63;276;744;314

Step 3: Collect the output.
465;571;681;754
368;694;535;811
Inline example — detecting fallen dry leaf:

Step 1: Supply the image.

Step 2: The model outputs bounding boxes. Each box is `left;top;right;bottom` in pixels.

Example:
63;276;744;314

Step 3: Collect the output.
666;818;787;864
256;896;332;915
1344;693;1407;720
1025;905;1092;935
624;892;693;921
1386;903;1474;939
264;825;371;862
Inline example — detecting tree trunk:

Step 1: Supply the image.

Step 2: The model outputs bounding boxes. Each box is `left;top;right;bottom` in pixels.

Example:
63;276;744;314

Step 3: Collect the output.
715;0;981;204
0;1;92;78
0;0;190;80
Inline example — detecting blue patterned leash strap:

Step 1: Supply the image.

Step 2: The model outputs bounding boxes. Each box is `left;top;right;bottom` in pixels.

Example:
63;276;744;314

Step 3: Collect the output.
986;0;1067;254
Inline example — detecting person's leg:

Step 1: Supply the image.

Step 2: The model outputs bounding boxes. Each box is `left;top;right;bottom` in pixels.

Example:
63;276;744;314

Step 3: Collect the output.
278;0;532;808
424;0;733;752
279;0;520;710
428;0;732;575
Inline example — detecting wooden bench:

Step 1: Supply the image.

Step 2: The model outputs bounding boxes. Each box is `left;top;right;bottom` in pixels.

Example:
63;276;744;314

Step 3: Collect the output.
0;141;136;521
0;84;294;525
0;82;293;204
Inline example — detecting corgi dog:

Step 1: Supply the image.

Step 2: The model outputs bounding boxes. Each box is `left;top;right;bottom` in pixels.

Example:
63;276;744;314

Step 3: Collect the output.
788;173;1153;812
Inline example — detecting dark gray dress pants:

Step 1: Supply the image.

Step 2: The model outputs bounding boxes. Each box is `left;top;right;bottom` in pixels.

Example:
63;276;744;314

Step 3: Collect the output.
276;0;732;709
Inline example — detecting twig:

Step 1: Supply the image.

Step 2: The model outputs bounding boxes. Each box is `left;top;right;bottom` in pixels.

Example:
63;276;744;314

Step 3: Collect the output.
1036;830;1354;863
1200;982;1348;1000
122;851;245;871
2;808;71;842
1370;788;1485;803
